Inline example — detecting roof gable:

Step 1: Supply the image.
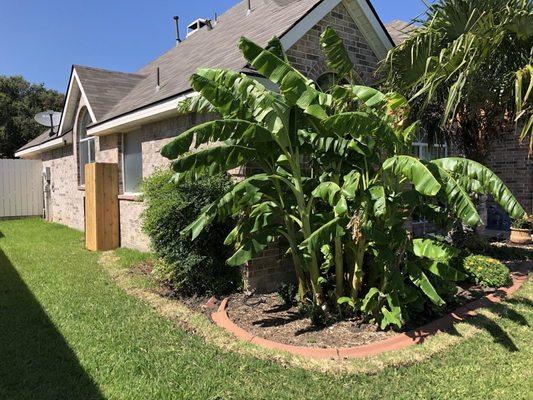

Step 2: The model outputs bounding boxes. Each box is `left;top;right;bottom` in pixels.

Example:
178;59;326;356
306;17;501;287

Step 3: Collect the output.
74;66;145;121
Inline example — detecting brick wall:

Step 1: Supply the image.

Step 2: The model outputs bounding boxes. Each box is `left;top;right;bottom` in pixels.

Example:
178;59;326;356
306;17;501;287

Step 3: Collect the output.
286;2;379;83
483;130;532;229
42;146;85;231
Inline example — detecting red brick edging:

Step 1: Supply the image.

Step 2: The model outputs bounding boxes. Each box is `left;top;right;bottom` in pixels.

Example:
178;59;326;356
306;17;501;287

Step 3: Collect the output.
211;271;529;360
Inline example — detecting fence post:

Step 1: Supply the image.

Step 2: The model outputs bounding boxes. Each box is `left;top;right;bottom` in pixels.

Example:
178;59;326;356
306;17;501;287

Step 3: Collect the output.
85;163;119;251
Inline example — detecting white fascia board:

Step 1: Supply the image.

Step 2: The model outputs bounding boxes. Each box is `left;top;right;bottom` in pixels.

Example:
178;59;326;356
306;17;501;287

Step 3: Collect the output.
57;69;98;135
351;0;393;56
73;69;98;123
280;0;393;60
280;0;342;49
87;92;195;137
15;134;71;159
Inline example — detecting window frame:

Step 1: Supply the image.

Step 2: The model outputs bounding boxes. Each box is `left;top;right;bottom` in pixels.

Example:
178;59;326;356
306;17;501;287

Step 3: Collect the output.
411;132;448;226
121;131;143;195
77;107;96;186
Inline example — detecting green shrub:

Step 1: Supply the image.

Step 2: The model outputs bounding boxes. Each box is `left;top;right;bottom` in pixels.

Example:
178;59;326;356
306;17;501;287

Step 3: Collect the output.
142;169;241;296
463;255;512;288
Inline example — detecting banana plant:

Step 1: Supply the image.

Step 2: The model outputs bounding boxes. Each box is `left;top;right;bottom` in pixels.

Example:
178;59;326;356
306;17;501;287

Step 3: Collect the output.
161;28;526;328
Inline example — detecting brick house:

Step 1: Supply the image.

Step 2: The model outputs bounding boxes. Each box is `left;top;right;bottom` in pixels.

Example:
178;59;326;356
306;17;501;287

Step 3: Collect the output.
15;0;531;291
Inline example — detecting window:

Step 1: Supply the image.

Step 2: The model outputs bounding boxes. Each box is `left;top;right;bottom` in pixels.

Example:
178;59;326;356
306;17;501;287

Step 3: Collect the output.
122;131;143;194
78;108;95;185
411;132;448;161
411;131;448;227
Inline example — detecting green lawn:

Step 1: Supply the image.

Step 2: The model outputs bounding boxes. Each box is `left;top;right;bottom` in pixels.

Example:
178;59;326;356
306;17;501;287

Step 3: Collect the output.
0;218;532;400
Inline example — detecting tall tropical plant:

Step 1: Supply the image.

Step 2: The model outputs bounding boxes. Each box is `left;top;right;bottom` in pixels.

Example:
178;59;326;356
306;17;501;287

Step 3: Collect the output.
381;0;533;157
162;28;525;328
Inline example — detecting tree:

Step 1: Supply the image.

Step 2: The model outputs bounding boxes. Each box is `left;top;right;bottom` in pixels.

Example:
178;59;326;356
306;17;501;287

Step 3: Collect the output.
380;0;533;158
0;76;64;158
162;29;525;329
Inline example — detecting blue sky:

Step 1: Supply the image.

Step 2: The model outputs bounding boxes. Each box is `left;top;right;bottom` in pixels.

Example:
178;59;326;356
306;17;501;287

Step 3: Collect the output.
0;0;430;93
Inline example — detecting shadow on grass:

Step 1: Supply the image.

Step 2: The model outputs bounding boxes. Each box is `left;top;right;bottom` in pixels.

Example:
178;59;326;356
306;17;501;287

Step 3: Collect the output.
412;289;528;353
0;232;104;399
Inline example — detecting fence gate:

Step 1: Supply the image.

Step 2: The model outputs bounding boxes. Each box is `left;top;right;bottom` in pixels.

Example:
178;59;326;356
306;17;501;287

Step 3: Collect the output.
0;159;43;218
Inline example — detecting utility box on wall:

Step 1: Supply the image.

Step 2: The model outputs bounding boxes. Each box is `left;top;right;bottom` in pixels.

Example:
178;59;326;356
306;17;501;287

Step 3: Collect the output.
85;163;119;251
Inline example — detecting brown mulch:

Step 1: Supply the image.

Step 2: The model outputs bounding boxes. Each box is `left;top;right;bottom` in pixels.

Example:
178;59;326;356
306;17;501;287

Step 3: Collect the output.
224;278;517;348
127;255;531;349
226;292;396;348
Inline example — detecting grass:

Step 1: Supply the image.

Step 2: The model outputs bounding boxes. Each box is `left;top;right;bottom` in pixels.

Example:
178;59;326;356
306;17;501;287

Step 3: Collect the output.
0;218;532;399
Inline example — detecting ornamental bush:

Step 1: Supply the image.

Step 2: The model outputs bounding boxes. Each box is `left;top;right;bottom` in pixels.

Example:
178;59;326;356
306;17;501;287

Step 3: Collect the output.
463;255;512;288
142;169;241;296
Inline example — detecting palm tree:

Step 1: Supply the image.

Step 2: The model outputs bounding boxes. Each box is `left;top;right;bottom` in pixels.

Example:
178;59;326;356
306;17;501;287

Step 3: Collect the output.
381;0;533;158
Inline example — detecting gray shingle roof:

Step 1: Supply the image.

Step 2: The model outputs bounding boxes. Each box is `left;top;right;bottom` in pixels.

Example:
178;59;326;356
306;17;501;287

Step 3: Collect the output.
95;0;324;125
18;0;324;154
74;66;146;121
385;19;416;45
17;128;71;152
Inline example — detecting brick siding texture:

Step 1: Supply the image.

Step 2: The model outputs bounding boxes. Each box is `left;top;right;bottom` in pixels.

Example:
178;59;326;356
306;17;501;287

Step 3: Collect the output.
42;146;85;231
286;2;379;83
483;130;532;229
119;200;150;251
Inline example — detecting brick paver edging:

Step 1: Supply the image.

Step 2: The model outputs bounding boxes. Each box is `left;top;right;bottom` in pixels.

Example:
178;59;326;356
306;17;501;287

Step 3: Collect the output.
211;270;529;360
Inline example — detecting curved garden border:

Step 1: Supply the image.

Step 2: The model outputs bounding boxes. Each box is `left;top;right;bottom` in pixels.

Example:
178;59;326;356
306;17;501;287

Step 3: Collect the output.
212;270;529;360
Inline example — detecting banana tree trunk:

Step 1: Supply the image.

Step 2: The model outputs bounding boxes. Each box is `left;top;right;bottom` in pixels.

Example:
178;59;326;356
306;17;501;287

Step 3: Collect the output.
335;237;344;299
350;239;366;300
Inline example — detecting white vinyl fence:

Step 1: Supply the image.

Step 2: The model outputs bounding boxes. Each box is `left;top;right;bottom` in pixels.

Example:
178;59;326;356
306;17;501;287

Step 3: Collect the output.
0;159;43;218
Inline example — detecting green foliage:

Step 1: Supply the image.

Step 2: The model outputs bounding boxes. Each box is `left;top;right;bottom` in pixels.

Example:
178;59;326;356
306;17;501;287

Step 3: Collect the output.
463;255;512;288
161;29;525;329
381;0;533;158
511;216;532;229
141;169;241;296
277;283;297;307
298;300;328;327
0;75;64;158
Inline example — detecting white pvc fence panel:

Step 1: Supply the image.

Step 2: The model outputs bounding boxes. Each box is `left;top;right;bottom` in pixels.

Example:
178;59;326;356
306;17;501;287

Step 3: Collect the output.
0;159;43;218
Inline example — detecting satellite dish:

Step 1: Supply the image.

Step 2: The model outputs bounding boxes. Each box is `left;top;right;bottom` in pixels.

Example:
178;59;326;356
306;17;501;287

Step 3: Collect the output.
34;110;62;136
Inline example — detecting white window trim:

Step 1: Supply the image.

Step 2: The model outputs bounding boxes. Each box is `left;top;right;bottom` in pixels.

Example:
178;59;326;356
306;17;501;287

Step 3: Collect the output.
121;132;143;196
77;109;96;186
412;141;449;160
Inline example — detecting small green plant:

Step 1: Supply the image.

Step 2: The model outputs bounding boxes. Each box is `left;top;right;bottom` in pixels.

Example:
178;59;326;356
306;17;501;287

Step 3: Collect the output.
277;283;297;307
298;300;328;327
142;169;241;296
511;216;532;230
463;255;512;288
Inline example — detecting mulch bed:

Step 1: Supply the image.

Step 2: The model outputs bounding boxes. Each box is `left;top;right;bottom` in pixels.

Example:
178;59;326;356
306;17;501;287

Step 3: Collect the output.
126;247;531;349
227;293;396;348
225;261;529;348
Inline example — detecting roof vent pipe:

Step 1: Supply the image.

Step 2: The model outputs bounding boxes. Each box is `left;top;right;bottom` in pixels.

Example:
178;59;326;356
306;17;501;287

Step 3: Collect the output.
173;16;181;46
156;67;161;90
247;0;252;15
206;19;213;31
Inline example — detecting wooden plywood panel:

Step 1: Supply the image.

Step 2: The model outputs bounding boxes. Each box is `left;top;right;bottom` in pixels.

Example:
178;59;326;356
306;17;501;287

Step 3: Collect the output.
85;163;119;251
